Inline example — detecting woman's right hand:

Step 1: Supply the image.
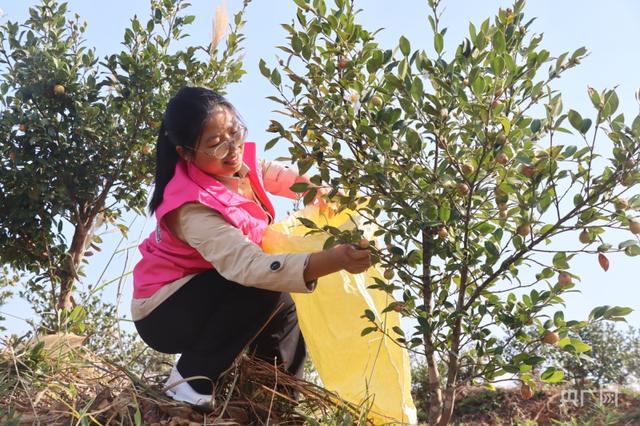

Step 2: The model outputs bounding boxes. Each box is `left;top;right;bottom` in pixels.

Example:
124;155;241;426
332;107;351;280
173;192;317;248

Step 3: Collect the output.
303;243;373;283
333;243;372;274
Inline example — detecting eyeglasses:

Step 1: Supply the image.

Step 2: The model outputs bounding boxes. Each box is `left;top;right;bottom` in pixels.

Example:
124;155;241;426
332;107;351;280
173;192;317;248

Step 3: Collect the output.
186;125;247;160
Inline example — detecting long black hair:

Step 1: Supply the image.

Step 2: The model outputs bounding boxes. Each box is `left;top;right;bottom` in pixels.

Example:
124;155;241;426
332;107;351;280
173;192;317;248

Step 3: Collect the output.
148;87;238;214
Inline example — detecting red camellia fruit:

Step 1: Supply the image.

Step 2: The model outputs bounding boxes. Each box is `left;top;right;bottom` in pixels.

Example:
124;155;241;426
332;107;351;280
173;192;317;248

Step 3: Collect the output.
496;152;508;165
558;272;572;287
542;331;560;345
521;165;536;178
630;218;640;235
520;384;534;400
457;183;470;196
516;224;531;237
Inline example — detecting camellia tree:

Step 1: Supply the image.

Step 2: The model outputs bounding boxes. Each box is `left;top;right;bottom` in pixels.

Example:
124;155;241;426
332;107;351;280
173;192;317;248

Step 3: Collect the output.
261;0;640;423
0;0;249;330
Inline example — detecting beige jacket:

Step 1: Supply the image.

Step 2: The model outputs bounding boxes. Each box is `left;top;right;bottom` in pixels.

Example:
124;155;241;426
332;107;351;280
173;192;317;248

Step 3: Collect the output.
131;161;316;321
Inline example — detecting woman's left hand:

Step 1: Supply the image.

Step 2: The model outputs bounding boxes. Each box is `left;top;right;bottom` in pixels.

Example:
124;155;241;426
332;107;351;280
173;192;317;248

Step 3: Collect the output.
308;185;341;217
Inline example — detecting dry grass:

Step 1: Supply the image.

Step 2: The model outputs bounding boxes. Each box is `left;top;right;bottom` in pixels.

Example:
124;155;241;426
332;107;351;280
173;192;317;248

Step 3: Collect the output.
0;335;371;425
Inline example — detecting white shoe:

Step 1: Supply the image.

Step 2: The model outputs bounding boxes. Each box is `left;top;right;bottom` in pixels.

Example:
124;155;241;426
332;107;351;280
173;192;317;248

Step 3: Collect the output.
164;365;215;409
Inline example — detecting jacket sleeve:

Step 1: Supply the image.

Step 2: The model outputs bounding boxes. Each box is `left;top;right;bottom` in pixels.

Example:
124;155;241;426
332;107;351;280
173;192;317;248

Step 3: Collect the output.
176;203;317;293
261;159;307;200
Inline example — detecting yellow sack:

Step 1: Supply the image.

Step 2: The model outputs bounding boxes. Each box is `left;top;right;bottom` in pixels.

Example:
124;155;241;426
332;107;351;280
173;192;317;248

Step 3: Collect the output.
261;204;417;425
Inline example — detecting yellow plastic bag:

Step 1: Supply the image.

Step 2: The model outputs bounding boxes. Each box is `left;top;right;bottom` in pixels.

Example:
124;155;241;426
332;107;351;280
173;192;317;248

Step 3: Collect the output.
261;203;417;425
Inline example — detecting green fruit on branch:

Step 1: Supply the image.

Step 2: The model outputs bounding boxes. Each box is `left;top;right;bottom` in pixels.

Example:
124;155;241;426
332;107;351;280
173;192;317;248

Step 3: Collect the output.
579;230;592;244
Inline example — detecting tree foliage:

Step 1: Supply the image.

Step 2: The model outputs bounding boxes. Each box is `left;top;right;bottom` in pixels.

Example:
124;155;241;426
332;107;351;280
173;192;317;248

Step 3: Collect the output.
262;0;640;423
0;0;249;328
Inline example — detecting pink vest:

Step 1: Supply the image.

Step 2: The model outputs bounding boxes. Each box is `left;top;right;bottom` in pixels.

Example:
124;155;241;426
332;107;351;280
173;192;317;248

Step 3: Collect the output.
132;142;276;298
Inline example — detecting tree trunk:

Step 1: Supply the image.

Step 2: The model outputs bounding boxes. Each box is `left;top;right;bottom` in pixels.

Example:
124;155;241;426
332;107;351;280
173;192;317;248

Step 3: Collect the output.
57;223;89;312
437;263;468;425
422;229;443;425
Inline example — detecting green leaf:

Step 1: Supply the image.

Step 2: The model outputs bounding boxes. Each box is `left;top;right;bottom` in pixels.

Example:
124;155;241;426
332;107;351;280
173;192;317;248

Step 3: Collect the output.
271;68;281;86
625;245;640;256
290;182;310;193
361;326;377;336
541;368;565;383
434;32;444;55
606;306;633;317
439;203;451;222
567;110;583;132
530;119;541;133
492;31;506;53
406;128;422;152
303;187;318;206
259;59;270;78
552;252;570;270
297;217;318;229
618;240;638;250
580;119;592;134
589;305;609;320
399;36;411;56
363;309;376;322
568;338;591;354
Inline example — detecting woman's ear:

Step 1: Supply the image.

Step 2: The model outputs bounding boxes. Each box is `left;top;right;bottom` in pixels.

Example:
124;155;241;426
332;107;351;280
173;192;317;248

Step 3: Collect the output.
175;145;190;161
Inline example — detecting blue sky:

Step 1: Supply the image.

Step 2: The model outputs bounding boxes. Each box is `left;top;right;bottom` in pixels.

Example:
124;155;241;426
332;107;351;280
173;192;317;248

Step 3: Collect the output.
1;0;639;336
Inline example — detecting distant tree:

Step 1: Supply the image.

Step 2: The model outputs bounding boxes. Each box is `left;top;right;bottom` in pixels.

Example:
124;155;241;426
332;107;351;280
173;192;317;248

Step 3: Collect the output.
503;322;640;388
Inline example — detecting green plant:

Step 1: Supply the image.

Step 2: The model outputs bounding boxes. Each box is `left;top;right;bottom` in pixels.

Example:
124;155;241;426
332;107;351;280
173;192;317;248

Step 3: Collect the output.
262;0;640;423
0;0;249;330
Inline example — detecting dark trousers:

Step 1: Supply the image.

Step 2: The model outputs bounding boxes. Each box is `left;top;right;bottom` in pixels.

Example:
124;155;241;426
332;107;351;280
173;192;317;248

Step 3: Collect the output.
134;269;306;395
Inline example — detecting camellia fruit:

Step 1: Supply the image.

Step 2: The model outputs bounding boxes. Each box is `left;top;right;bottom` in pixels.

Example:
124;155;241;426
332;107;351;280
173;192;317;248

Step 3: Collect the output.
19;123;28;132
337;57;348;70
521;165;536;178
393;303;404;313
495;133;507;146
614;198;629;211
142;144;154;155
497;203;508;211
516;224;531;237
53;84;65;96
461;162;474;175
542;331;560;345
371;95;383;108
579;230;591;244
439;108;449;120
496;152;508;165
630;218;640;235
520;384;534;400
457;183;470;196
358;238;370;249
438;226;449;239
558;271;572;287
384;269;395;280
